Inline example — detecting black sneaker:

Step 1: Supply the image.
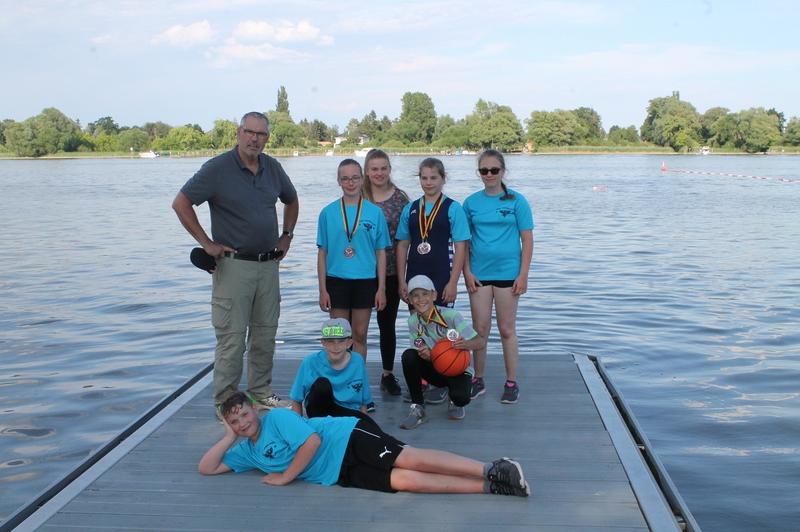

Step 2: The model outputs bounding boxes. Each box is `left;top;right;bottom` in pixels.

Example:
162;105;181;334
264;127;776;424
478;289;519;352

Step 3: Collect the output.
501;382;519;404
488;480;530;497
487;458;527;490
380;374;402;396
470;377;486;399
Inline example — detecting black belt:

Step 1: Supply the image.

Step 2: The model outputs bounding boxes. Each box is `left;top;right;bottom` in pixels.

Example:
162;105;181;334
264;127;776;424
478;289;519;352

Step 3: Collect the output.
223;250;282;262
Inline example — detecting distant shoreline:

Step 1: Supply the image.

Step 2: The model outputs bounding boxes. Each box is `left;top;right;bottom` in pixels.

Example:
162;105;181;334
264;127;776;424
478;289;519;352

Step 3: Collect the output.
1;147;798;161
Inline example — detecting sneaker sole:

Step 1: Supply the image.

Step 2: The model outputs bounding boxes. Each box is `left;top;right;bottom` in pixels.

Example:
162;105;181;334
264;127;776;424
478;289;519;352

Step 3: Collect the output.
500;397;518;404
399;417;427;430
501;457;527;489
471;387;486;400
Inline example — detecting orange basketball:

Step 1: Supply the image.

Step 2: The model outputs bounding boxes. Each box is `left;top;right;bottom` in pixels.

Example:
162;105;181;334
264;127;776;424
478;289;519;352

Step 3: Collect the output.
430;339;470;377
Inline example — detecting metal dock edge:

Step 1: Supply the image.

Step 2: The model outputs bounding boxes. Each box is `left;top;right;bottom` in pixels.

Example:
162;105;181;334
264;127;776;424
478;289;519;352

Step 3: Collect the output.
3;364;214;532
575;354;701;532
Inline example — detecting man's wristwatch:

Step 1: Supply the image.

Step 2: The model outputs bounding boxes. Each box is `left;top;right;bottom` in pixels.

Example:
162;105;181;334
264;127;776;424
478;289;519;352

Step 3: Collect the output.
282;230;294;239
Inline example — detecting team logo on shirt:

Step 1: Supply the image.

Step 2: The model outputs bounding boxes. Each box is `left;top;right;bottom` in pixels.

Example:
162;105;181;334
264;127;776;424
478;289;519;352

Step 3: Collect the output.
498;208;513;218
362;221;374;232
351;381;363;393
264;444;276;459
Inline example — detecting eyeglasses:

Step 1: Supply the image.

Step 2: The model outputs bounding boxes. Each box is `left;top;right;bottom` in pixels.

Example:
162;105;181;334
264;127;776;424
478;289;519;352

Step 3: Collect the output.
339;176;363;182
241;128;269;140
478;167;502;176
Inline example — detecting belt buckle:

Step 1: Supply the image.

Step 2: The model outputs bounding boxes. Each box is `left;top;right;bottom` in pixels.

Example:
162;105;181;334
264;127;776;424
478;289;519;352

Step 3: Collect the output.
257;252;268;261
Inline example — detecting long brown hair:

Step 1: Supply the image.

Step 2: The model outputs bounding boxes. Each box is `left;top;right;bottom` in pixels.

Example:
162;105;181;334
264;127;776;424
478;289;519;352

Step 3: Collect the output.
361;148;408;201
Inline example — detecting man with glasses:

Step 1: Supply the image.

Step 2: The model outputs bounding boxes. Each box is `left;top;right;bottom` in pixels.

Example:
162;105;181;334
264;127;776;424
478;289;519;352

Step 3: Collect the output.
173;111;299;417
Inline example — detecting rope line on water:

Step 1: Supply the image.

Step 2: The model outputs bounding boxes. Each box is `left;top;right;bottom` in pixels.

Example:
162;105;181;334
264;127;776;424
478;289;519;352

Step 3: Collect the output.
660;162;799;184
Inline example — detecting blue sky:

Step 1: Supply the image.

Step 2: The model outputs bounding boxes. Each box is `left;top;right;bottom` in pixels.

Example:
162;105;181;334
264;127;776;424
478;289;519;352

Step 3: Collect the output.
1;0;797;132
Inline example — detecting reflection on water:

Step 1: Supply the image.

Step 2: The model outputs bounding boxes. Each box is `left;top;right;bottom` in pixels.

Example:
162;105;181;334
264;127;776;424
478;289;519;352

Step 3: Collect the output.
1;155;799;530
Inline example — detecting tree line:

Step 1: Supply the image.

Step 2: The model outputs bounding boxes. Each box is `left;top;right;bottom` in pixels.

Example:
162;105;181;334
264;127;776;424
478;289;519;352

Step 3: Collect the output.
2;87;798;157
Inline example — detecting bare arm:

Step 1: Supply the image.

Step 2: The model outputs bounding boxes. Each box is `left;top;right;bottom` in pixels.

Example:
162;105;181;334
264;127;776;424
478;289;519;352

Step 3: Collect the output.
462;240;481;293
374;249;386;310
198;421;236;475
261;433;321;486
291;400;303;417
453;333;486;352
513;230;534;296
396;240;410;302
442;240;467;303
275;198;299;260
172;191;233;259
317;248;330;312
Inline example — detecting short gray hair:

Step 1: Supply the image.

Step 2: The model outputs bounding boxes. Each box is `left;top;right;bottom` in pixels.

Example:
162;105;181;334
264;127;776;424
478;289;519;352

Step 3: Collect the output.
240;111;270;133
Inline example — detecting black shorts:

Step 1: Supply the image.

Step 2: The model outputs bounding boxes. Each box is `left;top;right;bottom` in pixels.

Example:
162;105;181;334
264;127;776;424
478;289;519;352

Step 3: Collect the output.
337;419;406;493
478;279;514;288
327;276;377;309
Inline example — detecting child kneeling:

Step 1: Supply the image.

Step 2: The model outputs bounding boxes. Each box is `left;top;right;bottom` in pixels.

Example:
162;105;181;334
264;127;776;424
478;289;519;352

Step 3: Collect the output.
199;391;530;497
400;275;485;429
289;318;372;420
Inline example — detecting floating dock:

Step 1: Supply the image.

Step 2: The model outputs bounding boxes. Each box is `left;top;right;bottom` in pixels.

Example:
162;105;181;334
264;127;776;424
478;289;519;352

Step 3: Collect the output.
6;354;699;531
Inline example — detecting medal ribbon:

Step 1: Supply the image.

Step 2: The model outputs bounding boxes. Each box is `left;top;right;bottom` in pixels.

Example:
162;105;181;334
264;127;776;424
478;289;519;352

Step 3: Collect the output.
418;193;444;242
340;196;363;244
425;306;448;328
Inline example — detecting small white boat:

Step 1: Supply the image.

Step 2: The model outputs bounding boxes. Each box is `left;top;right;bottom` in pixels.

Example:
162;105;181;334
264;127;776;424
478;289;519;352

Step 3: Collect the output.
699;146;711;155
292;151;299;157
139;150;158;159
325;150;334;156
354;149;370;157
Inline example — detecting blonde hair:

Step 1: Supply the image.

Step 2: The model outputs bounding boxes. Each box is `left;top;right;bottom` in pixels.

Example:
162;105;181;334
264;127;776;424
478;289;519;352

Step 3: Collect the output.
362;149;408;201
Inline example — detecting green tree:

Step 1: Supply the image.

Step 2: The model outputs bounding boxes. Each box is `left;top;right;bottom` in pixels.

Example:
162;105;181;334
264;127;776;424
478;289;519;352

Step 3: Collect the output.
118;128;151;152
783;117;800;146
207;119;238;149
0;118;16;146
525;109;582;146
269;122;305;148
93;132;120;152
470;110;523;150
393;92;436;144
87;116;120;136
607;125;640;144
276;86;290;115
154;125;210;151
572;107;605;143
640;95;701;151
142;121;172;140
735;107;781;153
431;124;470;149
708;113;738;148
701;107;729;143
766;108;785;134
4;119;43;156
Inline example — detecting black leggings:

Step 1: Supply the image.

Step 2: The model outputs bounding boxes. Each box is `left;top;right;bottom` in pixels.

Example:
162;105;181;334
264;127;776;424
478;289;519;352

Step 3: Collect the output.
305;377;372;423
376;275;401;372
400;349;471;407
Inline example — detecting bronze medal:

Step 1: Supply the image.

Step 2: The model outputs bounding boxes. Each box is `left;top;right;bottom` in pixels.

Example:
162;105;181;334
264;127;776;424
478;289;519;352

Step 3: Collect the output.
340;196;363;261
414;338;425;348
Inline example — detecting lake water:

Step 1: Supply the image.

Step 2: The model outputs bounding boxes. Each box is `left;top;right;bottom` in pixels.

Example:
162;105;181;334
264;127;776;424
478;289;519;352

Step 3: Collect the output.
1;154;799;530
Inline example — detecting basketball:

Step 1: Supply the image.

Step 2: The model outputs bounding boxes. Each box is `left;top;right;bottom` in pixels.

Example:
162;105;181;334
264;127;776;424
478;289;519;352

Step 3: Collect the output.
430;339;470;377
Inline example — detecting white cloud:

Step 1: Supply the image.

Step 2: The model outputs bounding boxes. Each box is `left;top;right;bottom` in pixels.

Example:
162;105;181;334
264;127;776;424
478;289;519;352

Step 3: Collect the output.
151;20;216;48
206;39;310;67
232;19;333;45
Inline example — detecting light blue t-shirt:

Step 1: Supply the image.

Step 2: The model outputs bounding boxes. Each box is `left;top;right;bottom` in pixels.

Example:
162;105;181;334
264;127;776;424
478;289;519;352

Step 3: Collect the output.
317;198;391;279
395;195;471;243
463;188;534;280
289;350;373;410
222;409;358;486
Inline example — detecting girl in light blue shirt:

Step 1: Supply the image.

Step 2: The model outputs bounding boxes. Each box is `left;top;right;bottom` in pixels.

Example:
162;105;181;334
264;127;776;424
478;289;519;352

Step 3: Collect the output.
463;150;534;405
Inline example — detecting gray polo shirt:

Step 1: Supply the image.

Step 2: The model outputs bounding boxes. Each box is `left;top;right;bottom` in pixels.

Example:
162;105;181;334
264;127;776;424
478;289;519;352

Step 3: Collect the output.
181;147;297;253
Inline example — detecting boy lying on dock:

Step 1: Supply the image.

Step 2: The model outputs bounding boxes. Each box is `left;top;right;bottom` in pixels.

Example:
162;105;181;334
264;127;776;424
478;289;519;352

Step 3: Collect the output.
198;391;530;497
